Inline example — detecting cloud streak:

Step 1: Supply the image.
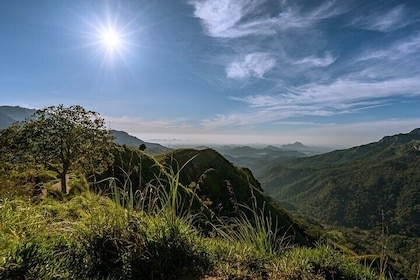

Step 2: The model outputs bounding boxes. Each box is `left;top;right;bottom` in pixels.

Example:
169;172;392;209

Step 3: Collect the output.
202;77;420;128
351;5;418;32
357;33;420;62
189;0;271;38
226;52;276;79
190;0;343;39
292;53;337;67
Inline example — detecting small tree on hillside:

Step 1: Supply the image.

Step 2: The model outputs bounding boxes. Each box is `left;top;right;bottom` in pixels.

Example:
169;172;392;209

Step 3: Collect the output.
0;123;28;173
14;104;114;193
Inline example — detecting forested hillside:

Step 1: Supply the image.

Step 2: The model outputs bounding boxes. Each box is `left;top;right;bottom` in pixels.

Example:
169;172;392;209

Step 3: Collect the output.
258;128;420;278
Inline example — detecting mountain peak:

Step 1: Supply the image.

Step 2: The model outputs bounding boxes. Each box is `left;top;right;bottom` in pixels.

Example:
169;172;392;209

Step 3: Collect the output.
378;129;420;146
111;130;170;154
282;142;307;150
409;128;420;135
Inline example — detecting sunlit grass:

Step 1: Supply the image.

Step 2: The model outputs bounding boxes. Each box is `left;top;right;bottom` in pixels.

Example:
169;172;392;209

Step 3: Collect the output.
0;161;385;279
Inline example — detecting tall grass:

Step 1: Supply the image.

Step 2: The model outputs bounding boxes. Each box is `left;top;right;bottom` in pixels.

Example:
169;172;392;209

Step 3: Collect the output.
379;210;389;280
214;200;292;257
0;156;388;279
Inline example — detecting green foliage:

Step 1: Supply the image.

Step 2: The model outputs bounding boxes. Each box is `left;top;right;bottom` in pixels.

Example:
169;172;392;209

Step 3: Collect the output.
258;130;420;279
276;244;377;280
214;199;292;256
0;192;382;280
94;145;161;194
159;148;319;245
0;104;114;193
0;193;210;280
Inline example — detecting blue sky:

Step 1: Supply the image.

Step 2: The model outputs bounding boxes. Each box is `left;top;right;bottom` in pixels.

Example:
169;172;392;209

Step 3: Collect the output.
1;0;419;147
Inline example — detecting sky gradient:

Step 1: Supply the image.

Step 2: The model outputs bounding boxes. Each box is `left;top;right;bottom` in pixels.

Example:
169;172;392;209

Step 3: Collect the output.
1;0;419;148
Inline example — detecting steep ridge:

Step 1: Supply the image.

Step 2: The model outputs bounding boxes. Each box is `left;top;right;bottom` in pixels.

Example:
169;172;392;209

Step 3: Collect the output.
96;145;319;246
158;148;318;245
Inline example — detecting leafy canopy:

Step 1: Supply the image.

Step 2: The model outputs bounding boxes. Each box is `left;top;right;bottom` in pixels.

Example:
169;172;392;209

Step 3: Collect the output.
1;104;114;193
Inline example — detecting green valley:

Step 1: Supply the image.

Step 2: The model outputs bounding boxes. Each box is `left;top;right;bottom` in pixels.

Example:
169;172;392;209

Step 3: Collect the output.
257;129;420;279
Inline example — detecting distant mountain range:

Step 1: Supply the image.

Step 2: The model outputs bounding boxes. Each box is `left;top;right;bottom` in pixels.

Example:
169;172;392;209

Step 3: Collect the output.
209;143;331;177
0;105;35;129
0;105;169;154
111;130;169;154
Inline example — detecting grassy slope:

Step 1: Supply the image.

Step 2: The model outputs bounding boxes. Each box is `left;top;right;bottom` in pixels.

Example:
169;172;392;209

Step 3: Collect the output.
0;145;385;279
158;148;319;245
0;191;378;279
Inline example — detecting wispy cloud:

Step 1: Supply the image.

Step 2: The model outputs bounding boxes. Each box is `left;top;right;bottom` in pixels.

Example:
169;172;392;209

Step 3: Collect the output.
347;33;420;84
289;77;420;105
189;0;343;39
189;0;345;82
226;52;276;79
357;33;420;62
293;118;420;147
292;53;337;67
189;0;271;38
351;5;418;32
202;77;420;128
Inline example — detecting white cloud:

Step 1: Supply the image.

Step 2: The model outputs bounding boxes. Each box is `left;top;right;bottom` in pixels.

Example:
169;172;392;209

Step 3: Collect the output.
189;0;345;84
351;5;418;32
203;77;420;128
345;33;420;84
292;53;337;67
291;77;420;105
357;33;420;62
234;77;420;109
226;52;276;79
189;0;271;38
189;0;344;39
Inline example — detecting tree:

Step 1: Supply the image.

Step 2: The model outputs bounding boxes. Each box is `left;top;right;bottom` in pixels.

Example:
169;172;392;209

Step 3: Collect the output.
0;123;26;173
139;143;146;151
12;104;114;193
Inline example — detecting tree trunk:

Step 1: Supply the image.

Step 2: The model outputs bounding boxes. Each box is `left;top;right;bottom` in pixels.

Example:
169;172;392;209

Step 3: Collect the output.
61;172;67;193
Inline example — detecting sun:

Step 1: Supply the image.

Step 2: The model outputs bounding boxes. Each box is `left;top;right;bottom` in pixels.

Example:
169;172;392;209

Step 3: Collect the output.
100;28;123;53
77;6;141;66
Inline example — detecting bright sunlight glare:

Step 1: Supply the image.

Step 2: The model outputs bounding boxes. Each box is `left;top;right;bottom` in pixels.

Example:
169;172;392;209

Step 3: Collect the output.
77;6;142;69
101;29;122;52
